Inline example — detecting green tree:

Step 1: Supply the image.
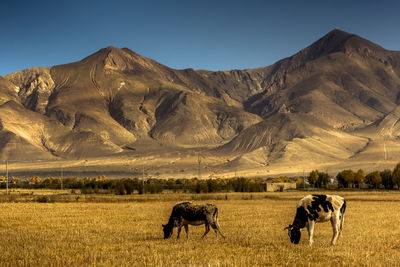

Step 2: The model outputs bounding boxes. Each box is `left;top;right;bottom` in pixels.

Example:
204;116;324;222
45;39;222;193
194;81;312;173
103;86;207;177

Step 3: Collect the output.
206;179;220;192
308;170;319;188
337;170;355;188
114;181;126;195
392;163;400;189
380;169;393;189
316;171;330;188
123;179;135;194
354;169;366;188
366;171;382;189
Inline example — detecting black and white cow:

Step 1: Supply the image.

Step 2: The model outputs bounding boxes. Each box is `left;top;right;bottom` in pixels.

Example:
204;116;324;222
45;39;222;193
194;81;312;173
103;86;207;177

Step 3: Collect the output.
162;202;225;239
285;194;346;246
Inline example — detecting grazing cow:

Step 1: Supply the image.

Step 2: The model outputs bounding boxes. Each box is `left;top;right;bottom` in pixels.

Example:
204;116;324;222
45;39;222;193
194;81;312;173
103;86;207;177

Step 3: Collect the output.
162;202;225;239
285;194;346;246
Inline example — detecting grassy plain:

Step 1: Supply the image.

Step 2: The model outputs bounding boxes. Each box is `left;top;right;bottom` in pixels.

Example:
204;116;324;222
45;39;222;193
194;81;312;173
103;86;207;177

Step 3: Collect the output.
0;190;399;266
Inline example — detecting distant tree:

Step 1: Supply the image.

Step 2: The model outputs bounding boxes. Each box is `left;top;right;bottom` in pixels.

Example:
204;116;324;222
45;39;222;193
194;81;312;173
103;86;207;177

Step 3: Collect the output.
316;171;330;188
366;171;382;189
308;170;319;188
124;179;135;194
114;181;126;195
206;179;220;193
337;170;355;188
145;179;163;194
232;178;249;192
190;179;208;193
30;176;41;184
336;172;345;188
380;169;394;189
354;169;366;188
344;170;355;188
392;163;400;190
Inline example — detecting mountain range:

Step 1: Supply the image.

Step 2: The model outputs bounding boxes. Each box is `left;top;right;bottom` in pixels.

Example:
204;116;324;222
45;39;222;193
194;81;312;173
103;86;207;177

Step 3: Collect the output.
2;29;400;178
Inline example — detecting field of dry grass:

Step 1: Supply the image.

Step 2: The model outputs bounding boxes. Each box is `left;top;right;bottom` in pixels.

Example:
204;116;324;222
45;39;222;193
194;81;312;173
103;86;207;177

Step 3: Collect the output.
0;190;399;266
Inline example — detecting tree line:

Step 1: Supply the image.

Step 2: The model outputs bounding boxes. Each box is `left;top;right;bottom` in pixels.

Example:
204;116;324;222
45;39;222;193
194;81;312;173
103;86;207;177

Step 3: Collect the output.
308;163;400;189
1;163;400;194
0;176;298;195
335;163;400;189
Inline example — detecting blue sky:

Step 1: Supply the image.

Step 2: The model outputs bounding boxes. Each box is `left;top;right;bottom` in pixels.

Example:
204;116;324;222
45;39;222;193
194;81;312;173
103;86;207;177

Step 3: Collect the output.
1;0;400;76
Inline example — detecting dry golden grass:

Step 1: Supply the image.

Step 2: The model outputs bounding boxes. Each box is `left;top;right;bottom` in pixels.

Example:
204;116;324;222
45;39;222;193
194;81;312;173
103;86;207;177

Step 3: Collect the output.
0;191;399;266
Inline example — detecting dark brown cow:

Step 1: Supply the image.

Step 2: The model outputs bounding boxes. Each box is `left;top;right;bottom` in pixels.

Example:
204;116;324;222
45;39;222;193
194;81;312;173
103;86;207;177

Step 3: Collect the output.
162;202;225;239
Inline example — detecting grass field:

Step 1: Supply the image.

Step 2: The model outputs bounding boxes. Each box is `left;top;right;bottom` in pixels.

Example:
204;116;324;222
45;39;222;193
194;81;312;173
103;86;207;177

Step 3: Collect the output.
0;190;399;266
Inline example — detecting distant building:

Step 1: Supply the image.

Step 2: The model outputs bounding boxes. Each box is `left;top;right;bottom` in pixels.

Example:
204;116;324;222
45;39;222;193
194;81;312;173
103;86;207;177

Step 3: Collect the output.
266;182;297;192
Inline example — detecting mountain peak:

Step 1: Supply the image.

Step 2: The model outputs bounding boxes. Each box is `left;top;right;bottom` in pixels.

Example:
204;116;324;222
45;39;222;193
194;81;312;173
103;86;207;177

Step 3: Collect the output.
80;46;154;72
102;47;136;71
296;29;355;61
290;28;388;65
104;45;120;51
100;46;129;59
324;28;353;39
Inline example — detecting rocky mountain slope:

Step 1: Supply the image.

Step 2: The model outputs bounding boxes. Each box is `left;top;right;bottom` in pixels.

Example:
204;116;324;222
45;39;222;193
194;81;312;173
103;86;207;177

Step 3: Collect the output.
2;29;400;177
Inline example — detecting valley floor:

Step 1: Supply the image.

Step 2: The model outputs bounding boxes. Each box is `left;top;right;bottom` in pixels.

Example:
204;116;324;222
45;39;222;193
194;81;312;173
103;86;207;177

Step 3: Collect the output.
4;152;400;179
0;190;399;266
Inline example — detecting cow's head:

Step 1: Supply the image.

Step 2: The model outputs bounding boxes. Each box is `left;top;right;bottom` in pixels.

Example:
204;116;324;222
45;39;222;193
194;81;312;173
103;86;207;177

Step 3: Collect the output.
162;224;173;239
284;224;301;244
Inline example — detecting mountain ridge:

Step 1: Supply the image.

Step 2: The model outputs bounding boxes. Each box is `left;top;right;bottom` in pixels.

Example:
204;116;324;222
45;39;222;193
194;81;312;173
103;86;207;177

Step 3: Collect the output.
2;29;400;177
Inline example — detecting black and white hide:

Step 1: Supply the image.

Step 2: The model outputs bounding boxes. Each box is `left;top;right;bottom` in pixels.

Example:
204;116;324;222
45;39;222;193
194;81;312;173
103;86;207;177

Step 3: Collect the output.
285;194;346;246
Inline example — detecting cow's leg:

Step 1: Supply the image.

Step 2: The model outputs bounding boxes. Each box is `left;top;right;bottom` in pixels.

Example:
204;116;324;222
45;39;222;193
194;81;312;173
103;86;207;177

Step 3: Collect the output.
215;217;225;239
201;223;210;239
214;220;225;239
184;224;189;239
211;223;218;238
211;224;225;239
307;220;315;246
206;214;225;239
330;214;340;246
176;223;183;239
338;212;345;238
210;219;225;239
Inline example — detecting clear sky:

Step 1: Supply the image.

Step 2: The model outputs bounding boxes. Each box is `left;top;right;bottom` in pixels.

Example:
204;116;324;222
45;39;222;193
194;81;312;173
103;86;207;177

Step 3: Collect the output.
1;0;400;76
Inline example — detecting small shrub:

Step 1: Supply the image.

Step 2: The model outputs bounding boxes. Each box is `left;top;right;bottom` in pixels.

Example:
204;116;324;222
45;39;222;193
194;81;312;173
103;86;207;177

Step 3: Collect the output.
242;194;253;200
37;196;51;203
7;195;18;202
115;182;126;195
81;187;94;194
